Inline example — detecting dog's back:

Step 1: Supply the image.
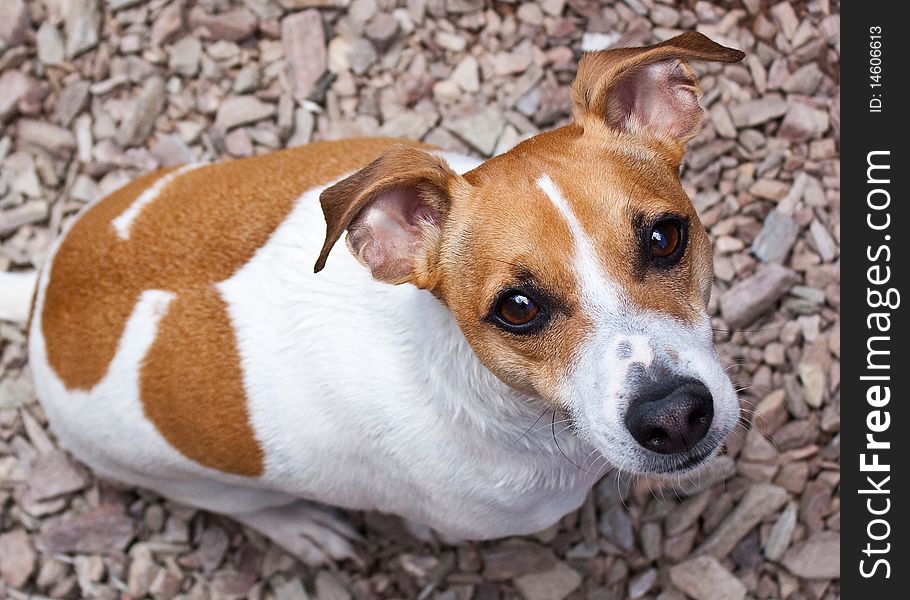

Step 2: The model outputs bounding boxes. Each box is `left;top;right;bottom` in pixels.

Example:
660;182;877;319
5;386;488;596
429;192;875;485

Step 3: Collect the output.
29;137;424;484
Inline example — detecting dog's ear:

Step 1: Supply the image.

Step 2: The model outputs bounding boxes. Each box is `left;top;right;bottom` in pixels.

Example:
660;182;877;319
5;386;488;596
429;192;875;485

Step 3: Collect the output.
314;145;466;285
571;31;744;145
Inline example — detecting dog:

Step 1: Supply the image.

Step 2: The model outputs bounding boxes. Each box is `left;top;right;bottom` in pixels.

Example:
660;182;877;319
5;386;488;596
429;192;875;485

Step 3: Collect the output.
4;32;744;564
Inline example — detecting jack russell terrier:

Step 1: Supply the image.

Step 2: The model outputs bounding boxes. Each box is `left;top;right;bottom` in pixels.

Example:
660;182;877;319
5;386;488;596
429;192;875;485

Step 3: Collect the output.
7;32;745;564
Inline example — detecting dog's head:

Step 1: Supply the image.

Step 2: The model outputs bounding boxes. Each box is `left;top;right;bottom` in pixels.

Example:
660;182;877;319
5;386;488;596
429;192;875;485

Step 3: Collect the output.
315;32;745;475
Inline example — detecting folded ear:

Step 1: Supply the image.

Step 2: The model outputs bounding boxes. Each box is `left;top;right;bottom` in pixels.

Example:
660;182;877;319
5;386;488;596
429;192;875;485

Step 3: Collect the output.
571;31;744;145
314;145;465;285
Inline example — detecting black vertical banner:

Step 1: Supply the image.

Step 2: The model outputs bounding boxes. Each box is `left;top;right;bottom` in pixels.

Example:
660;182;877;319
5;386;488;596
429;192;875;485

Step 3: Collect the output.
841;2;909;596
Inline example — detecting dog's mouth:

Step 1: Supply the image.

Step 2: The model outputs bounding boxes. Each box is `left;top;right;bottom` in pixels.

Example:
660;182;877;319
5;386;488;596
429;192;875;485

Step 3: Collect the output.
654;437;729;475
658;449;714;474
576;428;726;480
627;428;727;476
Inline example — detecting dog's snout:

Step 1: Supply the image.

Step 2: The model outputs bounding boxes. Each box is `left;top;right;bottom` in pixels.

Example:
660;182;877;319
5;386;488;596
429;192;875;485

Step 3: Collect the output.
625;377;713;455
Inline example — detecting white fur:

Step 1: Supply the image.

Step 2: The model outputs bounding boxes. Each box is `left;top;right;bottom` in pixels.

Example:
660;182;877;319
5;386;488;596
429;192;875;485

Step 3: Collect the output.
30;154;595;540
111;163;202;239
536;174;739;474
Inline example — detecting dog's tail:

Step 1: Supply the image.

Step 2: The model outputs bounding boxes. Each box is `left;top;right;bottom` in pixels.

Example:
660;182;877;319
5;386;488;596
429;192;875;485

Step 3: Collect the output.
0;271;38;324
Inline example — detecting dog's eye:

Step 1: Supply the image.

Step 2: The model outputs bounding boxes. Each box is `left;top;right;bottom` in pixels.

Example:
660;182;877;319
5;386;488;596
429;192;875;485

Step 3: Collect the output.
489;289;548;334
644;217;688;268
497;292;538;326
649;220;681;258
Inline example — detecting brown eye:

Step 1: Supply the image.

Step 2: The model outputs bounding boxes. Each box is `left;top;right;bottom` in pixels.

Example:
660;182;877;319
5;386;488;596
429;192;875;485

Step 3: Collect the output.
649;220;682;259
496;292;539;327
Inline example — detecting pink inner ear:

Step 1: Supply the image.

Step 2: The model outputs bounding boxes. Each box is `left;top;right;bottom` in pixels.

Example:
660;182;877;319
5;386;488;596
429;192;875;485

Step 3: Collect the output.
608;60;703;142
347;186;441;282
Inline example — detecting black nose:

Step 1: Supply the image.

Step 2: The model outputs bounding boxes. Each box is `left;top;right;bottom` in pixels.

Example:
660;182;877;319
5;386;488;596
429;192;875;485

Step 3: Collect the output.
625;377;714;454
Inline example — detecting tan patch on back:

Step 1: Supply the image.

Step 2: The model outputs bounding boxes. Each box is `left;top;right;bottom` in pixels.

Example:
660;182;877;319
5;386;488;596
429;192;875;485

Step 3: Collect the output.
141;287;264;476
41;137;428;476
42;167;180;389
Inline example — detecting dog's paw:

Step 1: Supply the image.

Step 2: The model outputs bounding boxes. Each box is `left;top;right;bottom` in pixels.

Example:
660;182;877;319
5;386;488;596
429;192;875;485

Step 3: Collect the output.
233;502;363;567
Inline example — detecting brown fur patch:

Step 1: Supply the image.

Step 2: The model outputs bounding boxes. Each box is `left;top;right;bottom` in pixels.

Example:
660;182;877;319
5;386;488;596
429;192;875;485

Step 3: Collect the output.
41;138;427;476
435;130;586;403
541;131;712;325
140;287;264;476
42;167;180;389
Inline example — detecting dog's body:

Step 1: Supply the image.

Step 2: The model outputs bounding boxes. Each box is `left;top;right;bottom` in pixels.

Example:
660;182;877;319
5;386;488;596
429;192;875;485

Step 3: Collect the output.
29;139;591;543
21;33;746;561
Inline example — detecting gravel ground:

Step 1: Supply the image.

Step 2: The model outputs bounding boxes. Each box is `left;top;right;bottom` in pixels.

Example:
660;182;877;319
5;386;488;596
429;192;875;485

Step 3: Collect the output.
0;0;840;599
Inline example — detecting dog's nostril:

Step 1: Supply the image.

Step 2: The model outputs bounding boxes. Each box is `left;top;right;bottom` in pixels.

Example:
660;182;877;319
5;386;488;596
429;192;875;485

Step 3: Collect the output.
625;378;714;455
643;428;669;452
689;409;709;427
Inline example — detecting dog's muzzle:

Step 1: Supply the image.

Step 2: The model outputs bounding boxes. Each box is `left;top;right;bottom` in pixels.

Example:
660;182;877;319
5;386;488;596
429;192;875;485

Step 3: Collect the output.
623;363;715;457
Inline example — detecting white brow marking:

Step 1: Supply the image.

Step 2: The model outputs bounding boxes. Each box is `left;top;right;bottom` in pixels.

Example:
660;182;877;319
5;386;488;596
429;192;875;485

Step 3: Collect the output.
111;163;202;240
535;174;620;315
